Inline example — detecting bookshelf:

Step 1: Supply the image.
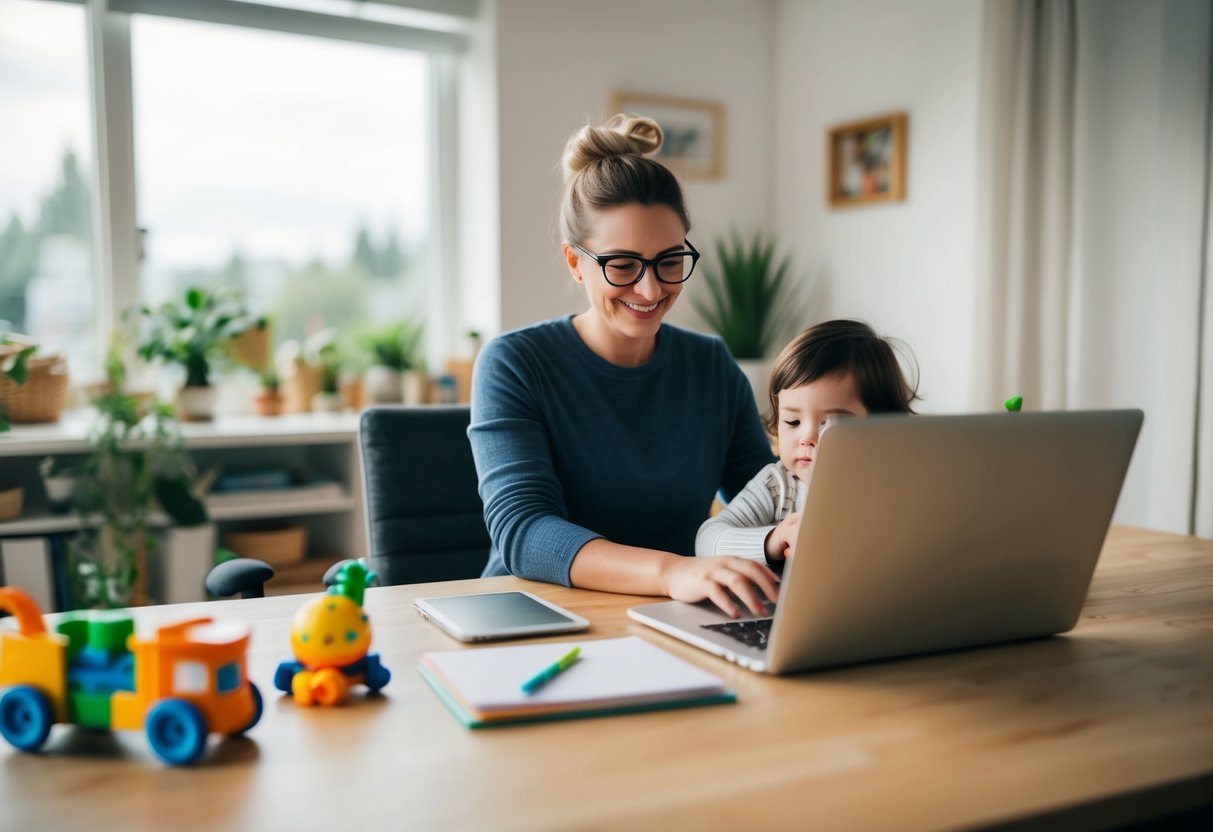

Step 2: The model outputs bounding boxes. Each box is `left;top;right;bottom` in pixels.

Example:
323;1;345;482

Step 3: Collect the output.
0;410;366;604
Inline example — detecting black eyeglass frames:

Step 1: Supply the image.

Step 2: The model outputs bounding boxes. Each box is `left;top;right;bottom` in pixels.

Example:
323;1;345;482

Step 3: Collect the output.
571;239;700;287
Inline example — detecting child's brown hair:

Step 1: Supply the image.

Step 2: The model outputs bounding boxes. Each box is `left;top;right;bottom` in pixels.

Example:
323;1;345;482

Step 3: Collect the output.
763;319;919;434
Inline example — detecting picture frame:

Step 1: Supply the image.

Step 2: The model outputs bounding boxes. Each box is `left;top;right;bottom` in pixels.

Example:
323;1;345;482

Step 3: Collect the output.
610;91;724;180
827;112;907;208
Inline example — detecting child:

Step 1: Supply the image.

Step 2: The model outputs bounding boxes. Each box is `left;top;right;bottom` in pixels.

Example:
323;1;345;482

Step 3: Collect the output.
697;319;918;564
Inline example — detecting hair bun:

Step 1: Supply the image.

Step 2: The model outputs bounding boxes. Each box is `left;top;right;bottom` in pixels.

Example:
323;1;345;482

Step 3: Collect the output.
562;114;664;179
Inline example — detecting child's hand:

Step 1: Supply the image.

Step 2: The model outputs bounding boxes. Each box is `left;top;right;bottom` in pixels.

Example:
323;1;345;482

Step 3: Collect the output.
764;513;801;562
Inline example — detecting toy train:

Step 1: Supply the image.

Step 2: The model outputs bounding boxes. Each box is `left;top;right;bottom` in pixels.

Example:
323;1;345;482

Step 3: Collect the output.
0;586;261;765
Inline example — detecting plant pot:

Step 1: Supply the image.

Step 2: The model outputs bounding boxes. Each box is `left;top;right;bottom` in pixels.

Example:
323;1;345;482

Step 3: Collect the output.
284;358;323;413
339;372;363;411
364;365;403;404
227;323;270;371
402;370;428;405
252;389;283;417
177;385;216;421
310;391;343;414
0;351;69;423
735;358;772;414
43;474;77;514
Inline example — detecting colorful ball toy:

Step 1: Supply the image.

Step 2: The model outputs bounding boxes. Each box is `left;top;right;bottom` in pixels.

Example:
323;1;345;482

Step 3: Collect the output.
273;561;390;706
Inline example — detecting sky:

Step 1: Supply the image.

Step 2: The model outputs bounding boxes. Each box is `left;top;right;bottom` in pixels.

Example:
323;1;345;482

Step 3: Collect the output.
0;0;433;271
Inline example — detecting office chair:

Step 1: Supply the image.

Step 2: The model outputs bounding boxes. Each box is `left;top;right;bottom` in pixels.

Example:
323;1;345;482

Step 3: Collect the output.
205;405;490;598
358;405;490;585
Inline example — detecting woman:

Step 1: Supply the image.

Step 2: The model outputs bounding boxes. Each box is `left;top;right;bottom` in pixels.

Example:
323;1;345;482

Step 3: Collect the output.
469;114;778;617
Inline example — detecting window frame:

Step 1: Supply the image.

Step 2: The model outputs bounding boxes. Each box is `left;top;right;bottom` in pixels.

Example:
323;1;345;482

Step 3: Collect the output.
67;0;467;373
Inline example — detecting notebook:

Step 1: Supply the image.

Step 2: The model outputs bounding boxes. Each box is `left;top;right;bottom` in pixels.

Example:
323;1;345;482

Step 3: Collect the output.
418;636;735;728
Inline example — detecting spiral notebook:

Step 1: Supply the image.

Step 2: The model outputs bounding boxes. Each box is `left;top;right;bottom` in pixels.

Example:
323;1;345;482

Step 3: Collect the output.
418;636;735;728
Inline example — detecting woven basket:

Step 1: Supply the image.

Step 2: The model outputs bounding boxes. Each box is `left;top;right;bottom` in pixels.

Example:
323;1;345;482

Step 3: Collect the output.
0;348;69;423
0;486;23;522
222;525;308;568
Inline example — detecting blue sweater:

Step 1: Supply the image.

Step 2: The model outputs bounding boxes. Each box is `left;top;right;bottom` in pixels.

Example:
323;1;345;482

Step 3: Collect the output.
469;316;774;584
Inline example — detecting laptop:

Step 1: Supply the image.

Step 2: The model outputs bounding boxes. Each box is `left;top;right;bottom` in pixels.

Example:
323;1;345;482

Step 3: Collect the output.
629;409;1143;674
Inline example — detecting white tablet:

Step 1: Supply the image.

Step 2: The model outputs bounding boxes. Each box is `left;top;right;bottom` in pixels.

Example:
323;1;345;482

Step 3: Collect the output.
413;591;590;642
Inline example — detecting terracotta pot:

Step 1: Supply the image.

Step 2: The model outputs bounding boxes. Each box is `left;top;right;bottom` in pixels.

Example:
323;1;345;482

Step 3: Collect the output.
227;323;270;370
252;389;283;417
284;359;323;413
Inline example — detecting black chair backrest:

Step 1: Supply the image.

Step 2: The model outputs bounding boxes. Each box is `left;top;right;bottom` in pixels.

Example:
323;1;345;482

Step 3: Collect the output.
359;405;490;585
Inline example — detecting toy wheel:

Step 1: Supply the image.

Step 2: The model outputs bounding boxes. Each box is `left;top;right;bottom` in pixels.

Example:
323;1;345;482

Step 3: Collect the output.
0;686;54;752
273;662;297;694
365;655;391;694
145;699;208;766
233;683;263;736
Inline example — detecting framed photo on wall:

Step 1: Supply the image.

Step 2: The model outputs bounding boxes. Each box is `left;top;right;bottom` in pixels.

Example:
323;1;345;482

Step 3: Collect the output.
827;112;907;208
610;91;724;180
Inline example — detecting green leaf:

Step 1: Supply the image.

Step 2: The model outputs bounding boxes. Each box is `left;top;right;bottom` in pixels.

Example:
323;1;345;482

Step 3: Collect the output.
693;230;803;359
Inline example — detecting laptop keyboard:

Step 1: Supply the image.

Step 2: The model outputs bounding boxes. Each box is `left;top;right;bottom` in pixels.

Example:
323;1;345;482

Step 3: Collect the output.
701;618;773;650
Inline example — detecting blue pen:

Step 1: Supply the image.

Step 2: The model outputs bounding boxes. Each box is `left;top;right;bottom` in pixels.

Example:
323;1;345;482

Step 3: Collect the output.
521;645;581;695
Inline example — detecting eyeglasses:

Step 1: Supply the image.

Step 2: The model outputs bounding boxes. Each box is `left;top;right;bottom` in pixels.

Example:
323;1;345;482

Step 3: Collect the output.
571;239;700;287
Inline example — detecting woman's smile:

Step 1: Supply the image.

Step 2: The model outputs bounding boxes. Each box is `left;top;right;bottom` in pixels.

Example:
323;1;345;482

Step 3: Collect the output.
620;298;663;316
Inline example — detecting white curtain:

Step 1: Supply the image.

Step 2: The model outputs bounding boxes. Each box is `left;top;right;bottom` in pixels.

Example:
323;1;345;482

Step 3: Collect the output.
977;0;1213;536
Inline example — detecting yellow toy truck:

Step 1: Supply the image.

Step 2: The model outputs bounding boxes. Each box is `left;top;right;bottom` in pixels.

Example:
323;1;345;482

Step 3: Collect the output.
0;586;262;765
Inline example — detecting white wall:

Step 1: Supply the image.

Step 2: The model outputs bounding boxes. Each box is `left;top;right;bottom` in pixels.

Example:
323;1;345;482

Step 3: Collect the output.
772;0;984;413
491;0;775;334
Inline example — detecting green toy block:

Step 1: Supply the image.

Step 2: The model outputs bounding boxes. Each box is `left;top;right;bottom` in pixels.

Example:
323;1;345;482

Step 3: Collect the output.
68;690;113;729
87;613;134;654
56;617;90;661
1004;395;1023;412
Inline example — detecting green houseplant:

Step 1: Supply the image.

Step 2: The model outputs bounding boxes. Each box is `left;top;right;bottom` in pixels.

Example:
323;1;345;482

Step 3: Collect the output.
692;231;802;361
0;336;38;432
307;329;343;413
361;319;425;404
252;365;282;417
136;286;260;420
69;344;209;609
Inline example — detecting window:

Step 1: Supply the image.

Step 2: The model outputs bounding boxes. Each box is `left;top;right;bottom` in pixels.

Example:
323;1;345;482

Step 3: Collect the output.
0;0;467;383
132;14;434;352
0;0;99;375
216;661;241;693
173;659;209;693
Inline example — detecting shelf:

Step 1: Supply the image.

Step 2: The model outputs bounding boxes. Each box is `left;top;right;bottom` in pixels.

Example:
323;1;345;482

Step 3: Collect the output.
0;410;361;457
210;494;357;521
0;489;357;536
0;408;367;604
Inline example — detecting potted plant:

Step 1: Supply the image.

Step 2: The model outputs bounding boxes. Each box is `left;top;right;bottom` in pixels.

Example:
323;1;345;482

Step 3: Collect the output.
308;330;343;414
361;320;424;405
69;345;209;609
0;335;68;430
0;337;35;433
39;456;79;514
691;230;803;402
136;286;261;421
252;366;283;417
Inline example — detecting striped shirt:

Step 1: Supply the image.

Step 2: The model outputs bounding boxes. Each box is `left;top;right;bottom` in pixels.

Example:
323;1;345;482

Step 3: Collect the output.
695;462;804;561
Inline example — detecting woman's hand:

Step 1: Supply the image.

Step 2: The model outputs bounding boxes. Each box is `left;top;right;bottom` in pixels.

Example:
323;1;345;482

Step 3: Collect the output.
764;512;801;563
661;556;780;619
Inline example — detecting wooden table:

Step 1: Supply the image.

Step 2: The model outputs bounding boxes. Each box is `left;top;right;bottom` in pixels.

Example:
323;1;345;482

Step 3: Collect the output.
3;526;1211;831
